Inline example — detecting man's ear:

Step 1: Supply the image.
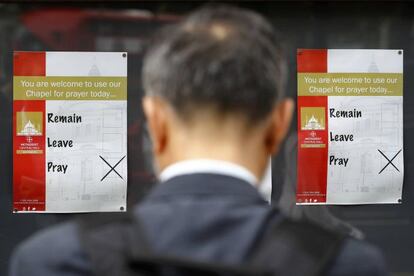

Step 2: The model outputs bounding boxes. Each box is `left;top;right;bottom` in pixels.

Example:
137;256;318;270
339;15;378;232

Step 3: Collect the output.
142;96;168;155
265;98;294;155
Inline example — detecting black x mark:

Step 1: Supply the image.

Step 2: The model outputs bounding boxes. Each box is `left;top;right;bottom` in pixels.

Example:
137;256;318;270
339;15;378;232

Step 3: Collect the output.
378;149;402;174
100;155;126;181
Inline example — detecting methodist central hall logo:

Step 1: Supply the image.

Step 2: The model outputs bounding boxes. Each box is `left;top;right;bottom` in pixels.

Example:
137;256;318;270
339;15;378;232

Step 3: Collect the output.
301;107;325;131
16;112;43;136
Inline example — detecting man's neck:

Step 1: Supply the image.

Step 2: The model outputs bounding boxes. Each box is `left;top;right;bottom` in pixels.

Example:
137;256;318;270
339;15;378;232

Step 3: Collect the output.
159;143;268;182
159;158;259;185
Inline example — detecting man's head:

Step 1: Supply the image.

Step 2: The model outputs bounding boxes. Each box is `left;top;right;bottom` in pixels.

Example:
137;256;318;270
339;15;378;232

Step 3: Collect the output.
142;5;293;181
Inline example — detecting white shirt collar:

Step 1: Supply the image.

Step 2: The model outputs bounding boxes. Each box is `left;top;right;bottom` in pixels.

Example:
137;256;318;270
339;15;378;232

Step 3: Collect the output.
159;159;258;186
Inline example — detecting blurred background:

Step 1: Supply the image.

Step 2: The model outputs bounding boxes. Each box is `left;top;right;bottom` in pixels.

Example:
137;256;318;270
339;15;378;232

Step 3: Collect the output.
1;1;414;275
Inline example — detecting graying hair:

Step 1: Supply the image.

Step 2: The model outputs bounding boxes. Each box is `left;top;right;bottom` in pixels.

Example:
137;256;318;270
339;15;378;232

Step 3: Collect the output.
143;5;287;123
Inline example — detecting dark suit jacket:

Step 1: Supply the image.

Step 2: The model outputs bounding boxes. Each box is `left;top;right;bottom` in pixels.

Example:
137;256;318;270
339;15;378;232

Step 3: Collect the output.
10;174;388;276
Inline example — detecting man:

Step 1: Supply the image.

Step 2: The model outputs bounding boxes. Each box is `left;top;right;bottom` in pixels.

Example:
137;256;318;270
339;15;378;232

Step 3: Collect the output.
10;5;388;276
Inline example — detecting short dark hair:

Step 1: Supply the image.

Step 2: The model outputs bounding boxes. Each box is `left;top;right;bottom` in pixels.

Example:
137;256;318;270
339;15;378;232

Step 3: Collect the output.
143;5;286;123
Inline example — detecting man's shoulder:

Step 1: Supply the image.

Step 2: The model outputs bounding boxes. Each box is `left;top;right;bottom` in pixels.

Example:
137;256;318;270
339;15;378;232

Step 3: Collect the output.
326;237;388;276
9;221;91;276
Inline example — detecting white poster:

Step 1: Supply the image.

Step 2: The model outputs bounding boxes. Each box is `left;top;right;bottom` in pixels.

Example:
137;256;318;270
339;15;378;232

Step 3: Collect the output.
297;49;404;204
13;51;128;212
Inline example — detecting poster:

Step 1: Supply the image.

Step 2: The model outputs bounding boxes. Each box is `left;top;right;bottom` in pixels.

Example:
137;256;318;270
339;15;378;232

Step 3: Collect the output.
297;49;403;205
13;51;128;213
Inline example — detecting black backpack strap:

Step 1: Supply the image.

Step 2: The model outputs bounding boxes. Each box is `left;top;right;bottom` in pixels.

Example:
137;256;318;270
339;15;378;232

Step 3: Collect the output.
129;254;271;276
248;217;346;276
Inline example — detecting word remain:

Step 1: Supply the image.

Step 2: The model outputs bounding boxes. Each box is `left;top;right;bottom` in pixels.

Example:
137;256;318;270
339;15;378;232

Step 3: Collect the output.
47;113;82;123
330;108;362;118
